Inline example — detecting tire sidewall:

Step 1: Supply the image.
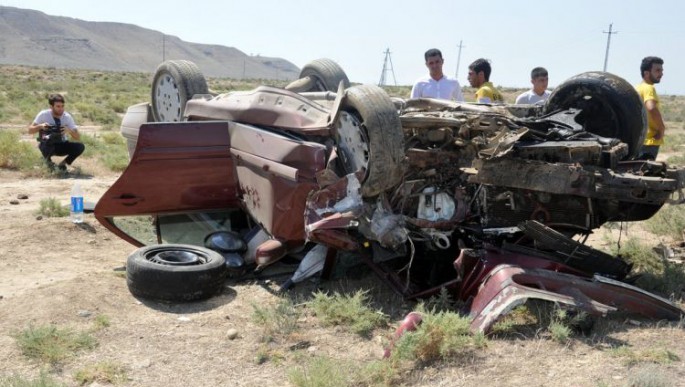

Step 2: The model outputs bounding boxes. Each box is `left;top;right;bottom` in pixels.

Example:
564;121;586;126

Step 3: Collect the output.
544;72;646;158
126;244;226;302
341;85;405;197
299;59;350;92
151;60;208;122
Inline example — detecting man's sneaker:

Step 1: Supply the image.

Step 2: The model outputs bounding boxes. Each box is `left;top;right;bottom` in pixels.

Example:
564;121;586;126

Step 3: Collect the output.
45;160;56;171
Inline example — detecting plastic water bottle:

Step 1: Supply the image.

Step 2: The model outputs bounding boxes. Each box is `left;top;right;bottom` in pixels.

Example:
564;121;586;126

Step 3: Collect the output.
71;183;84;223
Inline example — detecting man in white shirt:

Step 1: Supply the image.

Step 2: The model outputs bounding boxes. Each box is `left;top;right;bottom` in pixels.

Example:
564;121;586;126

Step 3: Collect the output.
515;67;551;105
411;49;464;101
28;93;85;172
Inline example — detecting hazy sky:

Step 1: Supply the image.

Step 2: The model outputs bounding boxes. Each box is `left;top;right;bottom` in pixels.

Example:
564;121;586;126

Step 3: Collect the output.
3;0;685;94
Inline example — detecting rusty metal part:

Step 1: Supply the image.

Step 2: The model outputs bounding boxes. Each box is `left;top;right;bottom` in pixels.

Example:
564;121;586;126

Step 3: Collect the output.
518;220;631;279
468;264;684;333
469;158;678;205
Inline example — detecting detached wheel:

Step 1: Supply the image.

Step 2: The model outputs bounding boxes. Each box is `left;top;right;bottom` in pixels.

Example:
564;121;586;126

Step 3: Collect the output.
338;85;405;197
544;71;646;159
293;58;350;92
151;60;209;122
126;244;226;302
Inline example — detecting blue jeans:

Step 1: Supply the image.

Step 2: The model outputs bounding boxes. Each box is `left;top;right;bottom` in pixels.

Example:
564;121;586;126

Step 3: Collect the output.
38;141;85;165
637;145;660;161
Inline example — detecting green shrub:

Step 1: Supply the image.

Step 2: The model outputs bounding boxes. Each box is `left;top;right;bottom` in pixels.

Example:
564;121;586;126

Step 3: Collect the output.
645;203;685;241
0;130;43;170
548;309;572;343
36;198;70;218
0;371;65;387
392;308;482;363
92;315;111;331
612;238;685;299
73;361;127;385
287;356;350;387
626;365;671;387
78;132;129;172
288;355;402;387
251;298;300;341
666;154;685;166
310;290;387;337
611;238;662;274
610;346;680;366
13;325;97;365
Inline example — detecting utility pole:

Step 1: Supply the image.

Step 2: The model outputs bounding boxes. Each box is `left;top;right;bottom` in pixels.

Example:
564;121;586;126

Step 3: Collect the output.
602;23;618;72
378;48;397;86
162;34;166;62
455;40;465;79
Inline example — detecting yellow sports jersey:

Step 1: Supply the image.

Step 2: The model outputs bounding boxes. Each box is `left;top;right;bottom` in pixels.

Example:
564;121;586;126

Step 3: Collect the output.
475;82;504;103
636;81;662;146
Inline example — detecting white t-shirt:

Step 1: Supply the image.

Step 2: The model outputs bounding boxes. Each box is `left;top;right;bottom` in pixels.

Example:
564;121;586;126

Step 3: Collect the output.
411;75;464;101
515;90;551;105
33;109;78;129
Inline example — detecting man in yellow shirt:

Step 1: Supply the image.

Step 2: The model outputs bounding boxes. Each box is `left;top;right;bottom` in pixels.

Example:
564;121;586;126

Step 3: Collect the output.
636;56;665;160
467;58;504;104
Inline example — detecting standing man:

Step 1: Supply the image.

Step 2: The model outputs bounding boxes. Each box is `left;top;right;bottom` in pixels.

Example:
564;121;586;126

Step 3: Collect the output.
411;48;464;101
467;58;504;104
515;67;551;105
636;56;665;160
28;93;85;172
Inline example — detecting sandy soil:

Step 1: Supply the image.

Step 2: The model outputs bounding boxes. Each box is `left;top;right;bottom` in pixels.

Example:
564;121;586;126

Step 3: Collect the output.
1;165;685;387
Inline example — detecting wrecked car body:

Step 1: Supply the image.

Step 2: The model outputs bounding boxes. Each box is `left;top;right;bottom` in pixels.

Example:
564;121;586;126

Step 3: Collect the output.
96;59;685;331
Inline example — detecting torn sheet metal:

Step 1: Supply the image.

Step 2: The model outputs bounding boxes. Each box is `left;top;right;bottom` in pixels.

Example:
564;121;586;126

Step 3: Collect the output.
468;264;684;333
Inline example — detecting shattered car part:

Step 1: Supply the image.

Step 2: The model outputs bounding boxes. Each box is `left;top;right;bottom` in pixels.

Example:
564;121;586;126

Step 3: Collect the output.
98;59;684;328
468;263;683;333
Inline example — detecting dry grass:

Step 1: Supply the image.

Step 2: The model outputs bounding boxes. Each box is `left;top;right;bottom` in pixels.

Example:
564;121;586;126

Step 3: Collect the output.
309;290;388;338
73;361;127;385
251;298;301;342
35;198;69;218
13;325;97;365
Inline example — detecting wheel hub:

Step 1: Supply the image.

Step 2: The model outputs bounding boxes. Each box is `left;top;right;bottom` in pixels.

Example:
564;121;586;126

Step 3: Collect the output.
335;111;369;175
149;250;204;266
154;73;182;122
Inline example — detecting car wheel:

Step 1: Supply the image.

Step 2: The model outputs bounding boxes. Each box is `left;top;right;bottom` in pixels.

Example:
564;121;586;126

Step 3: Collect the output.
544;71;646;159
298;58;350;92
338;85;405;197
151;60;209;122
126;244;226;302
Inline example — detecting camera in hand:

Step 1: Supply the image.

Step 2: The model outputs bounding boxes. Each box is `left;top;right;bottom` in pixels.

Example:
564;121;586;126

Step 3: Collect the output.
40;118;65;145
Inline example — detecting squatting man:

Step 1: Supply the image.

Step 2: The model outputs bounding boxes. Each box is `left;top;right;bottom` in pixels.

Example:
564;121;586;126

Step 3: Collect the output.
28;93;85;172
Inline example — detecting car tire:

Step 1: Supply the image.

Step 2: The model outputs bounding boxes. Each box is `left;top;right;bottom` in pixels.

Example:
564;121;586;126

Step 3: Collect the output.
298;58;350;92
340;85;405;197
151;60;209;122
544;71;646;159
126;244;226;302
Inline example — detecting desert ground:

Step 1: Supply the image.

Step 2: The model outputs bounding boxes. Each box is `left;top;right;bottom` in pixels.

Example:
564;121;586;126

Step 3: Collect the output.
1;135;685;387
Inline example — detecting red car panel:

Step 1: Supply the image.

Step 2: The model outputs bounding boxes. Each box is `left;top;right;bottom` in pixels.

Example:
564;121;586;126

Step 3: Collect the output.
94;121;237;246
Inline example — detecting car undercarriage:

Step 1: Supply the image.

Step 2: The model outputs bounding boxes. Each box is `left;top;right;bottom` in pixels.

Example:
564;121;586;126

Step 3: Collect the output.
96;59;685;333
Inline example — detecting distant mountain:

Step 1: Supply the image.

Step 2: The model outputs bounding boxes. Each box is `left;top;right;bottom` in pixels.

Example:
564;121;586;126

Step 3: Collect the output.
0;6;300;80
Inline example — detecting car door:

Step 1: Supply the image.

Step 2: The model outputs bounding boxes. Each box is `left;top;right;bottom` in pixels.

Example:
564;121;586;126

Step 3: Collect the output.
94;121;240;247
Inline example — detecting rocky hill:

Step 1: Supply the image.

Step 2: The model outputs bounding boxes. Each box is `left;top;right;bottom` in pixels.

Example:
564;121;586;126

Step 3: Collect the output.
0;6;300;80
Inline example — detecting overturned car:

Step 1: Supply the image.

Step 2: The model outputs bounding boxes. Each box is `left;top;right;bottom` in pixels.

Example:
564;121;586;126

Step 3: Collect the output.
96;59;685;332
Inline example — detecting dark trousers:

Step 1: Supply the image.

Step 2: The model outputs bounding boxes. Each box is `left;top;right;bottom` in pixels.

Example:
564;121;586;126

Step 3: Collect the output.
39;141;85;165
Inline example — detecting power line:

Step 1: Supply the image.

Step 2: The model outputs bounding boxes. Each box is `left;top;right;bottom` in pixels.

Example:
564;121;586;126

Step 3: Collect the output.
378;48;397;86
455;40;465;79
602;23;618;72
